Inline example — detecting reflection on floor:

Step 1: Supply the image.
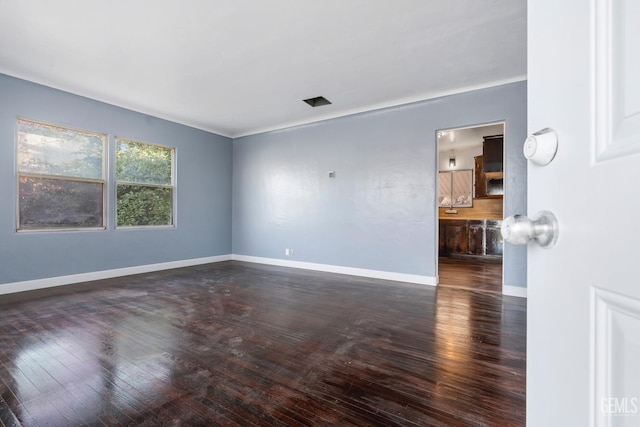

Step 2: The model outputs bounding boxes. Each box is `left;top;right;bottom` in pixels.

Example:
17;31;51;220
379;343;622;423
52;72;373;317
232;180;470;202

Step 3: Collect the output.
438;256;503;294
0;261;525;426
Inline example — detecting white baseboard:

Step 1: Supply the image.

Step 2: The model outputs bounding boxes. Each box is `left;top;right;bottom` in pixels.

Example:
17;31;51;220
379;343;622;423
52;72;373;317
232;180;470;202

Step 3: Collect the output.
231;254;437;286
0;255;232;296
502;284;528;298
1;253;521;297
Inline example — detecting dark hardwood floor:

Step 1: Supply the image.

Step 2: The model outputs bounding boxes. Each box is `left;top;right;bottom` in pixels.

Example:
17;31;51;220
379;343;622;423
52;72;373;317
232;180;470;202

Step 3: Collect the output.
438;257;503;294
0;261;525;426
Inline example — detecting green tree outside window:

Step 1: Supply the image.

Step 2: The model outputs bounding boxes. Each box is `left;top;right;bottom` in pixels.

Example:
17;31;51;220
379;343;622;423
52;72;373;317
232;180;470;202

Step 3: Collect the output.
116;139;174;227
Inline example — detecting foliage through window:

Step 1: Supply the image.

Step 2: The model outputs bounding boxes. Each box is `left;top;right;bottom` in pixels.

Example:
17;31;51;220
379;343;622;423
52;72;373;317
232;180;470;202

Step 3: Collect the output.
17;119;106;230
116;138;174;227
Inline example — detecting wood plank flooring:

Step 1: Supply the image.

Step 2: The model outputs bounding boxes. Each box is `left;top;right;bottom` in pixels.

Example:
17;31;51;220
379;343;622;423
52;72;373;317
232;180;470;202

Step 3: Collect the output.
0;261;526;426
438;257;503;294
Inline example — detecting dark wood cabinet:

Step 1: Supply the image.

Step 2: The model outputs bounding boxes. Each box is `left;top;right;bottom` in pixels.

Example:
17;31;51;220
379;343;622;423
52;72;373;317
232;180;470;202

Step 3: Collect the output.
476;135;504;196
474;155;487;198
485;220;503;256
468;220;485;255
439;219;503;257
483;135;503;173
440;220;468;256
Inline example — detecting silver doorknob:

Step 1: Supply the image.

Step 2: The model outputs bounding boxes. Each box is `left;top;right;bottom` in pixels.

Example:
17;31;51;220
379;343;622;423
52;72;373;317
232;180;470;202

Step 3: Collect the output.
501;211;559;248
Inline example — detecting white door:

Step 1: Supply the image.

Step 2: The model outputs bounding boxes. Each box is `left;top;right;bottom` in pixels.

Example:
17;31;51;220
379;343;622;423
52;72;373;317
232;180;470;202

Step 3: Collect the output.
528;0;640;425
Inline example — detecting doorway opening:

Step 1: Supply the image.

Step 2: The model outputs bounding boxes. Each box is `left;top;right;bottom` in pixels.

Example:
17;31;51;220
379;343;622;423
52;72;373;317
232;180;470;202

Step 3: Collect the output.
437;122;505;293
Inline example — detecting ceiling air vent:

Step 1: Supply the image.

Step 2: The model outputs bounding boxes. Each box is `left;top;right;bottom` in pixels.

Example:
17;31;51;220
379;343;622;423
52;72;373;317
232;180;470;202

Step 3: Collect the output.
303;96;332;107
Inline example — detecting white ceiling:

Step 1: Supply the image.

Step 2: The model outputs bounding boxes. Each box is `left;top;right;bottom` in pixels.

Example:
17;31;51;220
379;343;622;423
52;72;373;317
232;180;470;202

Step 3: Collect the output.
0;1;526;138
438;123;505;151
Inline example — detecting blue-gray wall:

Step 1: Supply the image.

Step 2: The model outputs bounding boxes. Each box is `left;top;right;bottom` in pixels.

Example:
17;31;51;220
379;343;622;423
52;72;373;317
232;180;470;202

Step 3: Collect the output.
0;75;527;289
0;74;233;285
233;81;527;287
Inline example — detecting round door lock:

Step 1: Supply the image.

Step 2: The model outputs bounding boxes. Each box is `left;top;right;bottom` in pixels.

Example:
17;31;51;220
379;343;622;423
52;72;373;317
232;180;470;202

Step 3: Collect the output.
523;128;558;166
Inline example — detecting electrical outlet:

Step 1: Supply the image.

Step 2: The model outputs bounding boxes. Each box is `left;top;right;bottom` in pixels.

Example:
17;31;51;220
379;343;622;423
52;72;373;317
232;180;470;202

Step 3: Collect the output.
285;248;293;256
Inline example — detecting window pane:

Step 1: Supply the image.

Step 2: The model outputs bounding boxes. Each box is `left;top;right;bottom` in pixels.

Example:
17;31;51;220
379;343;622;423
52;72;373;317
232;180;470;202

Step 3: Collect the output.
19;177;104;229
438;171;452;207
17;119;104;179
116;185;173;226
451;170;473;207
116;139;172;185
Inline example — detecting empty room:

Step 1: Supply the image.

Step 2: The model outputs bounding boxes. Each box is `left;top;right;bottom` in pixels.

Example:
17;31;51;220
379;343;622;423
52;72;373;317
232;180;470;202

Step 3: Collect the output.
1;1;635;426
0;1;523;425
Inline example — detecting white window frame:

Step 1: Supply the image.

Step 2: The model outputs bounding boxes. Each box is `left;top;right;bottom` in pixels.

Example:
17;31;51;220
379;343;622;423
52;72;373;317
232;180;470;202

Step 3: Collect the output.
16;118;107;232
115;137;176;228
